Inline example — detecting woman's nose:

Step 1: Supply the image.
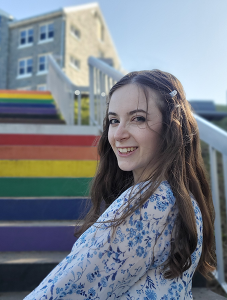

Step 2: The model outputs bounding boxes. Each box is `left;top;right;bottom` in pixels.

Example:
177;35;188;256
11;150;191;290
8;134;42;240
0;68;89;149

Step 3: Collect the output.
114;123;130;141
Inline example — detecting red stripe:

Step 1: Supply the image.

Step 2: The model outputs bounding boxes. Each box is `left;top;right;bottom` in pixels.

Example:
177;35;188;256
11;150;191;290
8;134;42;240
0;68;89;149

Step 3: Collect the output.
0;134;100;146
0;90;51;95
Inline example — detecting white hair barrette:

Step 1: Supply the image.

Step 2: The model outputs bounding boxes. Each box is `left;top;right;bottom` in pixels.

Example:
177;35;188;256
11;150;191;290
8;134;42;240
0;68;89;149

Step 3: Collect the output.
169;90;177;97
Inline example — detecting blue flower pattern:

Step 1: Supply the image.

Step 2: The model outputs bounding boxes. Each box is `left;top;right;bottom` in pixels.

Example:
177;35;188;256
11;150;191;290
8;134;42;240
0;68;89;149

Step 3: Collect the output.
24;181;203;299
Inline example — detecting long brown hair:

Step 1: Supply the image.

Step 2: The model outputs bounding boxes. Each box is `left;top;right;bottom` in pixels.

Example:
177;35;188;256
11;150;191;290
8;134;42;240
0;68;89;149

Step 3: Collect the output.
75;69;216;279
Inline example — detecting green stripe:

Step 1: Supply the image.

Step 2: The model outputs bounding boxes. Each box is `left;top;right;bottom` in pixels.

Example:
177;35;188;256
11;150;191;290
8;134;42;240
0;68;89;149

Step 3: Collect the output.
0;178;92;197
0;99;54;104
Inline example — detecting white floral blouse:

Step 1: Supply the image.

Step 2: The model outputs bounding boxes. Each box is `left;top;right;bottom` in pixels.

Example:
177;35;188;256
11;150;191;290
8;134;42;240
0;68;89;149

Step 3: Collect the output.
24;181;203;300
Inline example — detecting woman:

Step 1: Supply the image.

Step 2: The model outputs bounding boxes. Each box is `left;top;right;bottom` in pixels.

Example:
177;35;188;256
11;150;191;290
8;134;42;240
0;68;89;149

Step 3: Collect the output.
25;70;216;299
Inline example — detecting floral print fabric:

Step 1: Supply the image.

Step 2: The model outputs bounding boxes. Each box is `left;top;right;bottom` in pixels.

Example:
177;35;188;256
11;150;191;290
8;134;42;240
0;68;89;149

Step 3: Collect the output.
24;181;203;300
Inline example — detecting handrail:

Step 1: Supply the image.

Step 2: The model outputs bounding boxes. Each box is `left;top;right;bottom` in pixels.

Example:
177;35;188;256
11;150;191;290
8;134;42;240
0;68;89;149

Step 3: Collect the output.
88;55;227;292
47;55;89;125
195;114;227;155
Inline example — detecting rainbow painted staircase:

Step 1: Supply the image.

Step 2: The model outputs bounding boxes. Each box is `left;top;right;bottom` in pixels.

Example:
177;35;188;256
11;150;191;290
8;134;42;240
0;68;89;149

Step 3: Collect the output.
0;90;65;124
0;132;99;292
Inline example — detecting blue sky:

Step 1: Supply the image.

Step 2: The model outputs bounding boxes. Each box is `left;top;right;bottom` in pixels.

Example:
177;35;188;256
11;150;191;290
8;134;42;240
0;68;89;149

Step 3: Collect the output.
1;0;227;104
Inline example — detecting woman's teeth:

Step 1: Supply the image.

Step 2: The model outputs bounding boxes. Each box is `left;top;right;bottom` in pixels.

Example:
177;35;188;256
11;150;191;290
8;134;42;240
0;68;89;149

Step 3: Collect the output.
118;147;137;153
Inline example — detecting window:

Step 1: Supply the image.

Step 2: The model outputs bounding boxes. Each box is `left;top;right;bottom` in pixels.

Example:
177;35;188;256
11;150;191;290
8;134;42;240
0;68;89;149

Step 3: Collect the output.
39;23;54;42
70;56;80;70
70;25;81;39
18;58;33;77
19;28;33;46
38;55;48;73
37;84;46;91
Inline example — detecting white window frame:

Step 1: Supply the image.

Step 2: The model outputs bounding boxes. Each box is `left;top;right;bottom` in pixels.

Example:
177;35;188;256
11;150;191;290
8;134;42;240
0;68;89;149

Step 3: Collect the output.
38;22;54;44
17;57;33;79
37;53;51;75
18;27;34;48
70;56;80;71
37;84;47;91
70;24;81;40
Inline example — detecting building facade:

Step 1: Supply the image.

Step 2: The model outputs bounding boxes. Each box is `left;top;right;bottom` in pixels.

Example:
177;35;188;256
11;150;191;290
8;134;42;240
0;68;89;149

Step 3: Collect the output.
0;3;121;91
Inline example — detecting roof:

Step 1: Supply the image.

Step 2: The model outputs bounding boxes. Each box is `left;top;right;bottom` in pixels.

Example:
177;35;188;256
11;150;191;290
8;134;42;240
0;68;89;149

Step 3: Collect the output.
9;9;63;28
63;2;98;13
0;8;13;20
8;2;99;28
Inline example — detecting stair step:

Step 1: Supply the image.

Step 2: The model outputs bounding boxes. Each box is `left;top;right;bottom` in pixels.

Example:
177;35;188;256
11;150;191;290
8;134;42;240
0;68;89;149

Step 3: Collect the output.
0;251;68;292
0;133;98;146
0;145;98;160
0;113;59;119
0;220;81;251
0;178;92;197
0;250;68;264
0;118;65;124
0;197;91;220
0;107;58;114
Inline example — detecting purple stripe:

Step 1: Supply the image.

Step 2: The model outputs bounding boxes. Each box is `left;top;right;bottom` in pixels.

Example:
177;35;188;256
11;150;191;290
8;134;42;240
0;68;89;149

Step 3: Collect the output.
0;107;57;115
0;226;78;251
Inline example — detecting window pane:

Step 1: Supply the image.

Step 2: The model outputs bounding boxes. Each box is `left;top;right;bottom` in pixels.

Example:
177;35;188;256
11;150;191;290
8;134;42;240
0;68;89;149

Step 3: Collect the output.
48;23;54;31
28;29;33;36
28;29;33;43
48;23;54;38
19;68;25;75
39;56;45;64
20;31;26;44
39;56;46;71
19;60;25;68
20;37;26;44
21;31;26;37
40;32;46;40
27;66;32;73
28;36;33;43
40;25;46;33
40;25;46;40
27;59;33;66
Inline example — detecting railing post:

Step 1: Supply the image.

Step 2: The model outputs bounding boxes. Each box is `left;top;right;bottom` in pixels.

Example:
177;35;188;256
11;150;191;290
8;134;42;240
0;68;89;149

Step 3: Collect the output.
209;146;225;284
223;155;227;228
77;91;81;126
89;64;95;126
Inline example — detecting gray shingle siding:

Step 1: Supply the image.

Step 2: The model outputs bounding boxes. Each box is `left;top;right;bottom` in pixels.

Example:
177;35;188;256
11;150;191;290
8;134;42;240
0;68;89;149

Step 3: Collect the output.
8;16;64;89
0;15;10;89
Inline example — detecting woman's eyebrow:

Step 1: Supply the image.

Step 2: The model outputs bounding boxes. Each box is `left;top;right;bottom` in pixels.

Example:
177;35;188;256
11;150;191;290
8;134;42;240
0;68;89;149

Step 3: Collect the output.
108;109;149;117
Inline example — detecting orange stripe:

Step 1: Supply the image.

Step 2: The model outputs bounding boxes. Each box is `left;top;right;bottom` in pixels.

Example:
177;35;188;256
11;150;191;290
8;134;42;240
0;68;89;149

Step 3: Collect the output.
0;146;98;160
0;90;51;95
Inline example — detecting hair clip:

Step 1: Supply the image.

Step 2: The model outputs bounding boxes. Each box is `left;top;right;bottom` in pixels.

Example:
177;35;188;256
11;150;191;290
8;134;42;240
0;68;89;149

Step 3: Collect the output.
169;90;177;97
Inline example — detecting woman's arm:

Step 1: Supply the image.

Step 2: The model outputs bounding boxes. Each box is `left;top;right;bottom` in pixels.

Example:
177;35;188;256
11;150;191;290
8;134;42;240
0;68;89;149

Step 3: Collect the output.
24;181;177;300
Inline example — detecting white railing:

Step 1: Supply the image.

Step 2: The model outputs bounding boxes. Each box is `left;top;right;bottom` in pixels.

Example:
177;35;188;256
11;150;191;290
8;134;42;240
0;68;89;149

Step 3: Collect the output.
88;56;227;291
47;55;89;125
195;115;227;292
88;56;123;130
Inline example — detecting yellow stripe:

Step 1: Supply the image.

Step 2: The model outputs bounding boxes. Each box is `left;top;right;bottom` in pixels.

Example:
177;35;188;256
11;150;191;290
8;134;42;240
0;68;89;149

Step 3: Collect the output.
0;94;53;100
0;160;97;177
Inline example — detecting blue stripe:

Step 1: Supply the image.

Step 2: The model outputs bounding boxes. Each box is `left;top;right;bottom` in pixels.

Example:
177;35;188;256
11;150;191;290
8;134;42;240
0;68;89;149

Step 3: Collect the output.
0;198;92;220
0;103;55;108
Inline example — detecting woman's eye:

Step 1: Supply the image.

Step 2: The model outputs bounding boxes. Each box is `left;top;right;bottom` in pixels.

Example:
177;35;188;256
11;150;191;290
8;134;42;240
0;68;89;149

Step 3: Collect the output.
109;119;119;125
133;116;146;122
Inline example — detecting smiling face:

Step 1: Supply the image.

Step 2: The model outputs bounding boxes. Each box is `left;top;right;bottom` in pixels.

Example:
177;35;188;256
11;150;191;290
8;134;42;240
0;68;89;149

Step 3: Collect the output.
108;83;163;183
